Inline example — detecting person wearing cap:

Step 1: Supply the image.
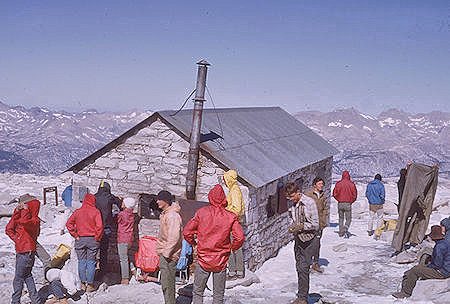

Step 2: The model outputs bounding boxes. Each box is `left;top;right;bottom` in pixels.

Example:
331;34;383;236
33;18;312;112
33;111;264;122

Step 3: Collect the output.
365;174;385;237
66;193;103;293
155;190;182;304
37;268;81;304
183;184;244;304
117;197;136;285
393;224;450;298
94;181;122;277
6;194;42;304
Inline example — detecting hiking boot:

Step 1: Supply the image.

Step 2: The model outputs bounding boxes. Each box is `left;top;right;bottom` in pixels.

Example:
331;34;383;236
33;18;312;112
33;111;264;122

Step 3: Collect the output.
80;282;87;291
58;298;69;304
338;232;344;237
311;262;323;273
392;291;410;298
226;274;237;281
290;298;307;304
343;231;350;239
120;278;129;285
86;284;97;293
368;230;374;236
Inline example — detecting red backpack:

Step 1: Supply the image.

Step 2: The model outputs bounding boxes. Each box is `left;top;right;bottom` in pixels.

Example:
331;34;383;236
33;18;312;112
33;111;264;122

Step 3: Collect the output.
135;236;160;273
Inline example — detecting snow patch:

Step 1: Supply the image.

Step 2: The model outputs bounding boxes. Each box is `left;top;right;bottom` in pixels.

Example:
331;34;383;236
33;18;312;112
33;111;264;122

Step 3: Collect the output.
328;121;342;127
360;113;376;120
363;126;372;132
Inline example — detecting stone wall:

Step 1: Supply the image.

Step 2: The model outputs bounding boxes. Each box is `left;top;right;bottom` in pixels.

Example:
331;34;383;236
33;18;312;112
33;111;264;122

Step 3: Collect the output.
72;118;225;202
244;156;333;270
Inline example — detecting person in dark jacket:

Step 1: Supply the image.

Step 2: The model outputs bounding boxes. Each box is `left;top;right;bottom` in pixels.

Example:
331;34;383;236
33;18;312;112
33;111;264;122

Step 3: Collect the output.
392;224;450;298
66;193;103;293
332;171;357;238
6;195;42;304
183;184;244;304
94;181;122;277
366;174;385;237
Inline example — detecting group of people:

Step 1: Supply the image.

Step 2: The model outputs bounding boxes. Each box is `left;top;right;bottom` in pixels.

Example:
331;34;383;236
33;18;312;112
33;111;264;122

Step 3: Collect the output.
5;164;449;304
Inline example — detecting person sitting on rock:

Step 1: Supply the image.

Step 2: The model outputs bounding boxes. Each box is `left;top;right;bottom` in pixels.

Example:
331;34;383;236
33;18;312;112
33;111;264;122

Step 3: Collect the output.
392;224;450;298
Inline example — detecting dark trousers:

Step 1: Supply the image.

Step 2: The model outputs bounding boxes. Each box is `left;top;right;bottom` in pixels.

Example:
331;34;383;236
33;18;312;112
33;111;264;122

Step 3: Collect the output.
38;281;67;303
99;229;111;274
312;230;322;262
294;236;319;301
401;265;446;295
338;202;352;234
159;255;177;304
75;237;99;284
12;251;40;304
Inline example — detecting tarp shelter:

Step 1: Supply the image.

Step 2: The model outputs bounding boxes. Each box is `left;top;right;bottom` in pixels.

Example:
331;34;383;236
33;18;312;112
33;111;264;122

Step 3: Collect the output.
392;163;439;252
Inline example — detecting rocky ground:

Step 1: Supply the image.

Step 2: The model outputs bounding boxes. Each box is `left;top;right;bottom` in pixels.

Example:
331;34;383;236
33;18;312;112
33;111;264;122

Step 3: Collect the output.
0;173;448;303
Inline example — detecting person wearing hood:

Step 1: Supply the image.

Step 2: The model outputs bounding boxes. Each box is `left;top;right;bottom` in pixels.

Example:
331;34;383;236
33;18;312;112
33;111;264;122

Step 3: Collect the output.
6;194;42;304
441;216;450;241
366;174;386;237
37;268;81;304
94;181;122;277
117;197;136;285
66;193;103;293
332;170;357;238
183;184;244;304
393;224;450;298
223;169;246;280
155;190;182;304
304;177;328;273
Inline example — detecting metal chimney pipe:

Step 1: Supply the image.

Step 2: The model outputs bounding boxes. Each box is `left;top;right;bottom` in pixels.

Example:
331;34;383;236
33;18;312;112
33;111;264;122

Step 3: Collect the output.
186;60;210;200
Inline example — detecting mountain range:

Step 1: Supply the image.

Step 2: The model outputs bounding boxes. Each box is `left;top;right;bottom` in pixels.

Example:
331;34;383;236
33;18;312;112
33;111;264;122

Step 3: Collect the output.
0;101;448;178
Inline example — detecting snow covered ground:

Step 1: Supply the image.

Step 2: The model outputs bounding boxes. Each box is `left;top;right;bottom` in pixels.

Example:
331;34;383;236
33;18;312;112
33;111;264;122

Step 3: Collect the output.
0;173;448;304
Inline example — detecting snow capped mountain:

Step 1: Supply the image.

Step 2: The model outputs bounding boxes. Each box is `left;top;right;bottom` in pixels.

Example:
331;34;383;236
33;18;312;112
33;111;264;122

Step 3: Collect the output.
0;101;152;174
294;108;450;179
0;101;448;178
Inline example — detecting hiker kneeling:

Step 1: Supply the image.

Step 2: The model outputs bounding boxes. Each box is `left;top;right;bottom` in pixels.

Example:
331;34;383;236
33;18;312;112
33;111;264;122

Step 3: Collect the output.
392;224;450;298
38;268;81;304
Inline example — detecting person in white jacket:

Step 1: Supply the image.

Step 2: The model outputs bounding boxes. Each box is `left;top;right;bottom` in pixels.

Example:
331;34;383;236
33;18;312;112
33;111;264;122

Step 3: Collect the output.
37;268;81;304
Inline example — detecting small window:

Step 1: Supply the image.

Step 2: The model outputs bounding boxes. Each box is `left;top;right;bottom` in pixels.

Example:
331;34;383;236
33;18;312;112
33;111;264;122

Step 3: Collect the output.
266;194;277;218
266;181;289;217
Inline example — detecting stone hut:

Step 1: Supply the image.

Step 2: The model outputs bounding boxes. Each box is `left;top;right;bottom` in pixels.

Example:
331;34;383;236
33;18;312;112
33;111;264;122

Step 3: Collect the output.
67;107;338;271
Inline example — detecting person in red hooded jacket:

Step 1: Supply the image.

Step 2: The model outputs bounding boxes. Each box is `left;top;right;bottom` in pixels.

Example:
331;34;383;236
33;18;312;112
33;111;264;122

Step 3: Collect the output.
5;194;42;304
66;193;103;292
332;170;357;238
183;184;244;304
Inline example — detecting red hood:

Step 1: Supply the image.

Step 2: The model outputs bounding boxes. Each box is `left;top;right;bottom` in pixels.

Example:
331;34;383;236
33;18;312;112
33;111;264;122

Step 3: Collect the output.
208;184;228;208
26;200;40;218
82;193;96;208
342;170;351;180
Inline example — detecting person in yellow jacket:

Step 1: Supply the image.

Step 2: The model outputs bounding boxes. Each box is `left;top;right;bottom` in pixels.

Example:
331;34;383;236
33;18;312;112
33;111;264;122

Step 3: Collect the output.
223;170;245;280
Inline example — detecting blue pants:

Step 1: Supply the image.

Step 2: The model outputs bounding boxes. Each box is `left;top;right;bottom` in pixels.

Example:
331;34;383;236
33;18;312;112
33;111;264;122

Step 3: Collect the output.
75;237;99;284
12;252;40;304
38;281;67;303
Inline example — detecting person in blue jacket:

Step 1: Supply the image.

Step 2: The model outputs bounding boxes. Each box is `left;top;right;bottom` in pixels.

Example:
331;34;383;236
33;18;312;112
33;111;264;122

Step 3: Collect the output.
365;174;385;236
393;224;450;298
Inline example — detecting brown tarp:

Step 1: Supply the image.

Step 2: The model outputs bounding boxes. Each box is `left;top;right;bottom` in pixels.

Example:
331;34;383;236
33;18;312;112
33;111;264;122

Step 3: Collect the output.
392;163;439;252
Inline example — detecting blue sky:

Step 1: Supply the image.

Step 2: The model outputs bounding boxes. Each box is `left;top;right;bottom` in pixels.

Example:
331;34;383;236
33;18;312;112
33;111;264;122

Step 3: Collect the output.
1;1;449;114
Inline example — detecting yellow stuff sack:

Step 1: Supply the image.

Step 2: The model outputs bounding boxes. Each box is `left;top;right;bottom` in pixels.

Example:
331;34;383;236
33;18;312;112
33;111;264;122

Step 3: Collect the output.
51;244;72;268
374;219;398;237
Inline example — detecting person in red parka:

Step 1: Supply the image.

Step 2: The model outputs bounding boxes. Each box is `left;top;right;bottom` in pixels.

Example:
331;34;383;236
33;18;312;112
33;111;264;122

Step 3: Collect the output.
183;184;244;304
5;194;42;304
332;170;357;238
66;193;103;292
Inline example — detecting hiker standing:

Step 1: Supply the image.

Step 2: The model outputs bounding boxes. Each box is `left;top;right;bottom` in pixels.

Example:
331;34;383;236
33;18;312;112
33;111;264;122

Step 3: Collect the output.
155;190;183;304
392;225;450;298
117;197;136;285
183;184;244;304
304;177;328;273
332;170;357;238
397;168;407;213
285;182;320;304
6;194;42;304
366;174;385;237
66;193;103;292
94;181;122;277
223;170;246;280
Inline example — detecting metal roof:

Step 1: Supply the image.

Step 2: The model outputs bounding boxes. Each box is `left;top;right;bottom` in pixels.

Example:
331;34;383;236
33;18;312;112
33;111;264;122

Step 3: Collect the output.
159;107;338;187
67;107;338;188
